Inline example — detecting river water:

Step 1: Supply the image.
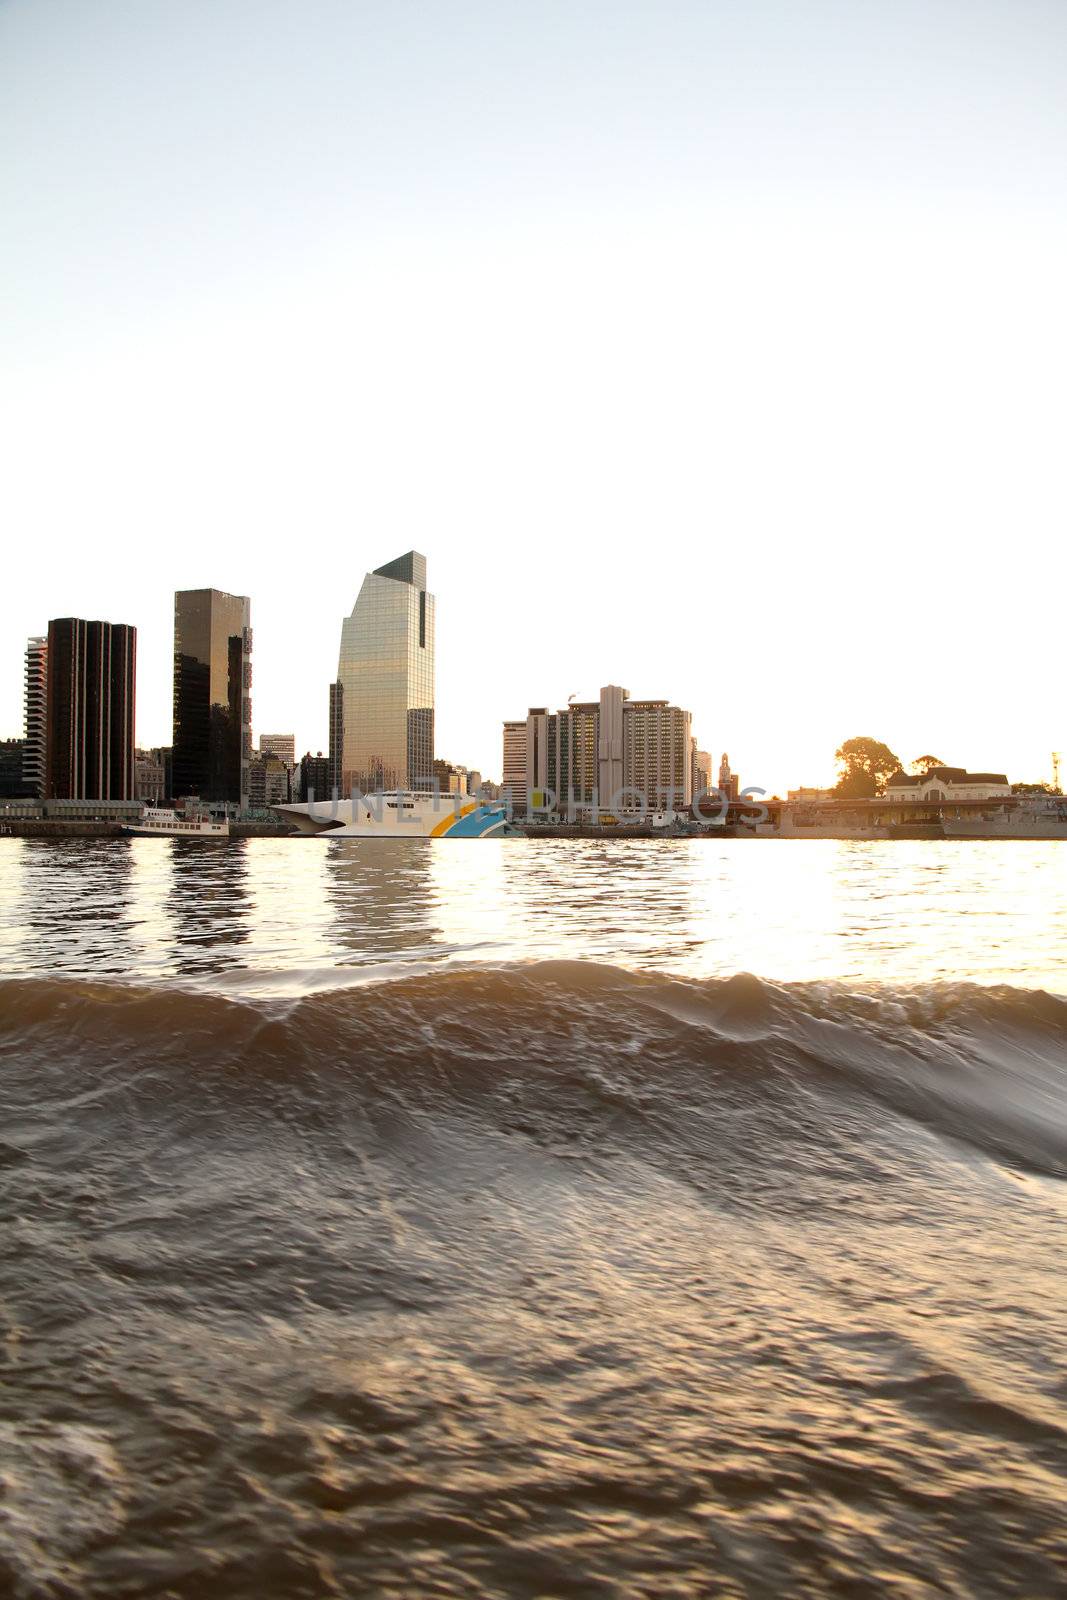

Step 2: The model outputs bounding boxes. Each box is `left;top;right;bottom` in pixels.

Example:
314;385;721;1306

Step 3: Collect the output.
1;837;1065;1597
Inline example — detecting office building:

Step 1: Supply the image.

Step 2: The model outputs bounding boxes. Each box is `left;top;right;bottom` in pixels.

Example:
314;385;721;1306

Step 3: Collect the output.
258;734;295;766
299;751;331;803
248;750;291;809
510;686;694;811
172;589;252;806
328;681;344;795
692;745;713;796
45;618;136;800
23;636;47;797
336;552;434;792
0;739;28;798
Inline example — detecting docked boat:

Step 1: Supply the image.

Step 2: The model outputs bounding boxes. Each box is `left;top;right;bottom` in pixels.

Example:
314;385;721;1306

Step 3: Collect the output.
942;802;1067;840
277;792;517;838
122;808;229;838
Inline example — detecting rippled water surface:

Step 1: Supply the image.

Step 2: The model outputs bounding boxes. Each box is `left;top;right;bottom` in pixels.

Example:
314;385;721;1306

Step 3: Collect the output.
0;835;1065;990
1;839;1066;1598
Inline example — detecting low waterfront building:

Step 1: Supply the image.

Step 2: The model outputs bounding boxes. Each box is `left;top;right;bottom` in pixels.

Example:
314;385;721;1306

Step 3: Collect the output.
884;767;1011;803
135;749;167;806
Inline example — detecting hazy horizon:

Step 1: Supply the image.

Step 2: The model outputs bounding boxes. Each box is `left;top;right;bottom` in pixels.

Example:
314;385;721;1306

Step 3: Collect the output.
3;0;1065;793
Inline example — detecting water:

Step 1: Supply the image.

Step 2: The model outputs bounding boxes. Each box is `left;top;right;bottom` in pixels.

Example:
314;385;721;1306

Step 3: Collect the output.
1;838;1066;1598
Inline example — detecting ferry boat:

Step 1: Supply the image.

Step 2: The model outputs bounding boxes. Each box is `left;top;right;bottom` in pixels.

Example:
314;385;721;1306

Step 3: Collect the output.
121;808;230;838
277;792;517;839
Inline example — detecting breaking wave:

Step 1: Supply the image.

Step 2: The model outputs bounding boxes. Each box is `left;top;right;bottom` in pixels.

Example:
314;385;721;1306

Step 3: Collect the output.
3;964;1067;1598
3;963;1067;1178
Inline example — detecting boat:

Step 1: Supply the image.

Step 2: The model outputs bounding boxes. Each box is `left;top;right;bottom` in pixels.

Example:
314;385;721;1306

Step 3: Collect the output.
942;801;1067;840
122;807;229;838
277;792;518;838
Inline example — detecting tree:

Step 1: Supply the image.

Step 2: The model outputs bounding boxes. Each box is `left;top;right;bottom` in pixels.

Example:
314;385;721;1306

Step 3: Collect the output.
911;754;944;775
834;737;901;798
1012;781;1056;795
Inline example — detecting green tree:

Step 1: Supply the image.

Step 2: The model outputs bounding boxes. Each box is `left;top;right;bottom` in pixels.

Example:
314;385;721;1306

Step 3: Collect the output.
834;737;901;798
911;754;944;775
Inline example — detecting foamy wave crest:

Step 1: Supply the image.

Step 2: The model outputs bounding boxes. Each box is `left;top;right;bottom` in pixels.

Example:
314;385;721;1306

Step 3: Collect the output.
2;964;1067;1178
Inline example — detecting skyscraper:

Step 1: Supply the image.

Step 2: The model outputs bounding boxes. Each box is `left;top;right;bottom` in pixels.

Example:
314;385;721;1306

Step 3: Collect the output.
23;635;47;797
336;552;434;792
172;589;252;805
328;680;344;796
45;618;136;800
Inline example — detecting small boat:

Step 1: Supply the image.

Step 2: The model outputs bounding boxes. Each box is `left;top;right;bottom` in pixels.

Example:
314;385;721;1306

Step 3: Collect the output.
122;807;229;838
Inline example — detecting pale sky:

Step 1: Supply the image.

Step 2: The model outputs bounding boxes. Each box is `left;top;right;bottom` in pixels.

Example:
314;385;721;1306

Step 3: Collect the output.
2;0;1064;794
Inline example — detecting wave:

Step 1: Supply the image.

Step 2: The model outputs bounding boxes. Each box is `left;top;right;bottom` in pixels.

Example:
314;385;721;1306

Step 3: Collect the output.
3;963;1067;1181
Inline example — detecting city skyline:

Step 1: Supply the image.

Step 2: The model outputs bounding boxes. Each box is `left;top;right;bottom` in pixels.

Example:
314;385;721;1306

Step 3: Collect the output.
2;1;1065;794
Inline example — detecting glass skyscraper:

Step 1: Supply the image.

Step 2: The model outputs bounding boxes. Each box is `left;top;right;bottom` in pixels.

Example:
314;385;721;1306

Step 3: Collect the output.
172;589;252;805
337;552;435;792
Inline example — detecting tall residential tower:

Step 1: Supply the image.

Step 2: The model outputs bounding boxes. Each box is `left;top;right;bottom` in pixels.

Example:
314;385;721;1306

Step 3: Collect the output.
336;552;434;792
23;635;47;797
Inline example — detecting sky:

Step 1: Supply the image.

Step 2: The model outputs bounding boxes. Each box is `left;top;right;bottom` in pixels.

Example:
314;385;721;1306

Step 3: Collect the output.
2;0;1065;794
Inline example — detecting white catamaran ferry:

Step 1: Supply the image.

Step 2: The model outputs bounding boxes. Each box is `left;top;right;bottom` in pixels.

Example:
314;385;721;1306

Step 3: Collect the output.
277;792;517;839
122;808;230;838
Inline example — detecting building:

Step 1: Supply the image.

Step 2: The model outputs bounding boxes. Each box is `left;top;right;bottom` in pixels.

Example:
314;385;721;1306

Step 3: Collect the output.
0;739;29;798
23;636;47;797
787;786;836;802
45;618;136;801
328;681;344;795
884;766;1010;803
718;752;739;802
172;589;252;807
511;686;694;811
692;746;713;796
502;720;526;794
248;750;291;809
135;749;167;806
299;751;331;803
258;734;295;766
336;551;434;792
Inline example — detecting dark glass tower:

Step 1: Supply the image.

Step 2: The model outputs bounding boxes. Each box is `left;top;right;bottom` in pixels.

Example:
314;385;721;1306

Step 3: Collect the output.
328;679;344;796
45;618;136;800
172;589;252;805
